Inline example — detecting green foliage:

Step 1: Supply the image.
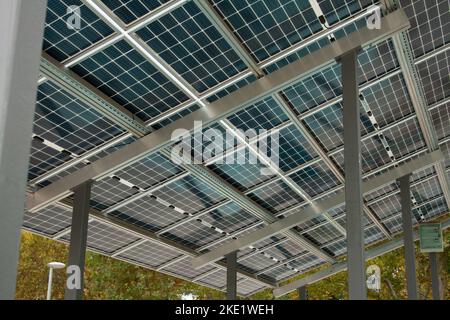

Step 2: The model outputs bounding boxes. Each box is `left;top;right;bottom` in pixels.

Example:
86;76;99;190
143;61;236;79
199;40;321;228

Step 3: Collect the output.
15;228;449;300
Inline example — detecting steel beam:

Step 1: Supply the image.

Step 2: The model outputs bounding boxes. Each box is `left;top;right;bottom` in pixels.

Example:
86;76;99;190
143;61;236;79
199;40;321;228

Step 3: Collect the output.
226;251;238;300
26;10;410;213
298;286;308;300
341;49;366;300
399;174;418;299
191;150;444;268
0;0;47;300
273;216;450;297
429;253;442;300
65;181;92;300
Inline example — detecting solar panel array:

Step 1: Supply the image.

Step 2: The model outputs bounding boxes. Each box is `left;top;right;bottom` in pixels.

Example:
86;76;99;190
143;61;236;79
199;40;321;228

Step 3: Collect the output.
24;0;450;297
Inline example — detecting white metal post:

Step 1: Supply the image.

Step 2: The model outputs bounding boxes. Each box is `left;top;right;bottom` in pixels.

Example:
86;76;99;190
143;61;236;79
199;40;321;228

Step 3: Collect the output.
0;0;47;299
46;268;54;300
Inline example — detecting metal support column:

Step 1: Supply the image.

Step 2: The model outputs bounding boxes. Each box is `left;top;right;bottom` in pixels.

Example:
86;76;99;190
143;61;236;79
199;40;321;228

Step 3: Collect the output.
298;286;308;300
341;49;367;300
398;174;418;299
0;0;47;299
429;253;441;300
64;181;92;300
226;251;237;300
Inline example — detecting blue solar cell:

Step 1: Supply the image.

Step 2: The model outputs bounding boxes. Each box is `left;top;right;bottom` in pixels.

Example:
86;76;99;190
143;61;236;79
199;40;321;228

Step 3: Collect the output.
34;81;125;155
211;0;322;62
28;139;71;180
227;96;289;131
137;1;247;93
276;124;318;171
201;202;260;234
101;0;171;24
206;74;257;103
249;180;303;214
43;0;114;61
400;0;450;58
70;39;190;122
289;160;340;197
318;0;377;25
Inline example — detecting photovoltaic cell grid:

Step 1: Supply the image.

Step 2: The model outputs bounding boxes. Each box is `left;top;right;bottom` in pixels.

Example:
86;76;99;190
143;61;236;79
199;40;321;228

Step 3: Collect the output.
318;0;377;25
70;39;189;122
114;152;184;190
417;50;450;106
23;0;450;295
302;101;374;153
30;80;126;180
201;202;260;235
211;0;323;62
248;179;304;214
23;204;72;236
430;102;450;141
399;0;450;58
117;240;182;268
136;1;248;93
62;219;140;254
43;0;114;61
100;0;171;25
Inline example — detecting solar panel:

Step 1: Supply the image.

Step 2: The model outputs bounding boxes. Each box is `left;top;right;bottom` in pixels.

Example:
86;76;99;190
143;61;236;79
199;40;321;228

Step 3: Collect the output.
21;0;450;296
70;39;190;122
43;0;115;61
136;1;248;93
100;0;171;24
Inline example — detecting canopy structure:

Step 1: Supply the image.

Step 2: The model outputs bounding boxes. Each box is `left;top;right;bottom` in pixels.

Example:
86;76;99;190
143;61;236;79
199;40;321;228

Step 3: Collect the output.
2;0;449;299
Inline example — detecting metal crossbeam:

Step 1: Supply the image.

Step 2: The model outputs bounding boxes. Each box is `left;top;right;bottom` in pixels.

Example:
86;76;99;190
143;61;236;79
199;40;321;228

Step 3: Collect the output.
191;150;444;268
56;198;274;289
273;215;450;297
27;10;409;213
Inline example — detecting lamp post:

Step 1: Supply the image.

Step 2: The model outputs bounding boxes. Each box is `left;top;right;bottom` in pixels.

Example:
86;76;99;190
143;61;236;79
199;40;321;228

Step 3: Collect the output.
46;262;65;300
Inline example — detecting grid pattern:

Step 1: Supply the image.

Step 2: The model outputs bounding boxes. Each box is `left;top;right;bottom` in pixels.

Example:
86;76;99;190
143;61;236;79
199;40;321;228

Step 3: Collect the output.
276;124;318;171
28;138;71;180
90;177;139;210
227;96;289;131
100;0;171;24
211;0;322;62
289;160;341;197
34;81;125;155
43;0;115;61
21;0;450;295
163;256;216;279
114;152;184;189
318;0;377;25
283;63;342;115
111;195;185;232
201;202;260;235
303;101;374;153
118;240;182;268
430;102;450;141
23;204;72;236
71;39;189;122
62;220;140;254
248;180;304;214
137;1;247;93
400;0;450;58
417;50;450;105
361;73;414;127
152;174;226;214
